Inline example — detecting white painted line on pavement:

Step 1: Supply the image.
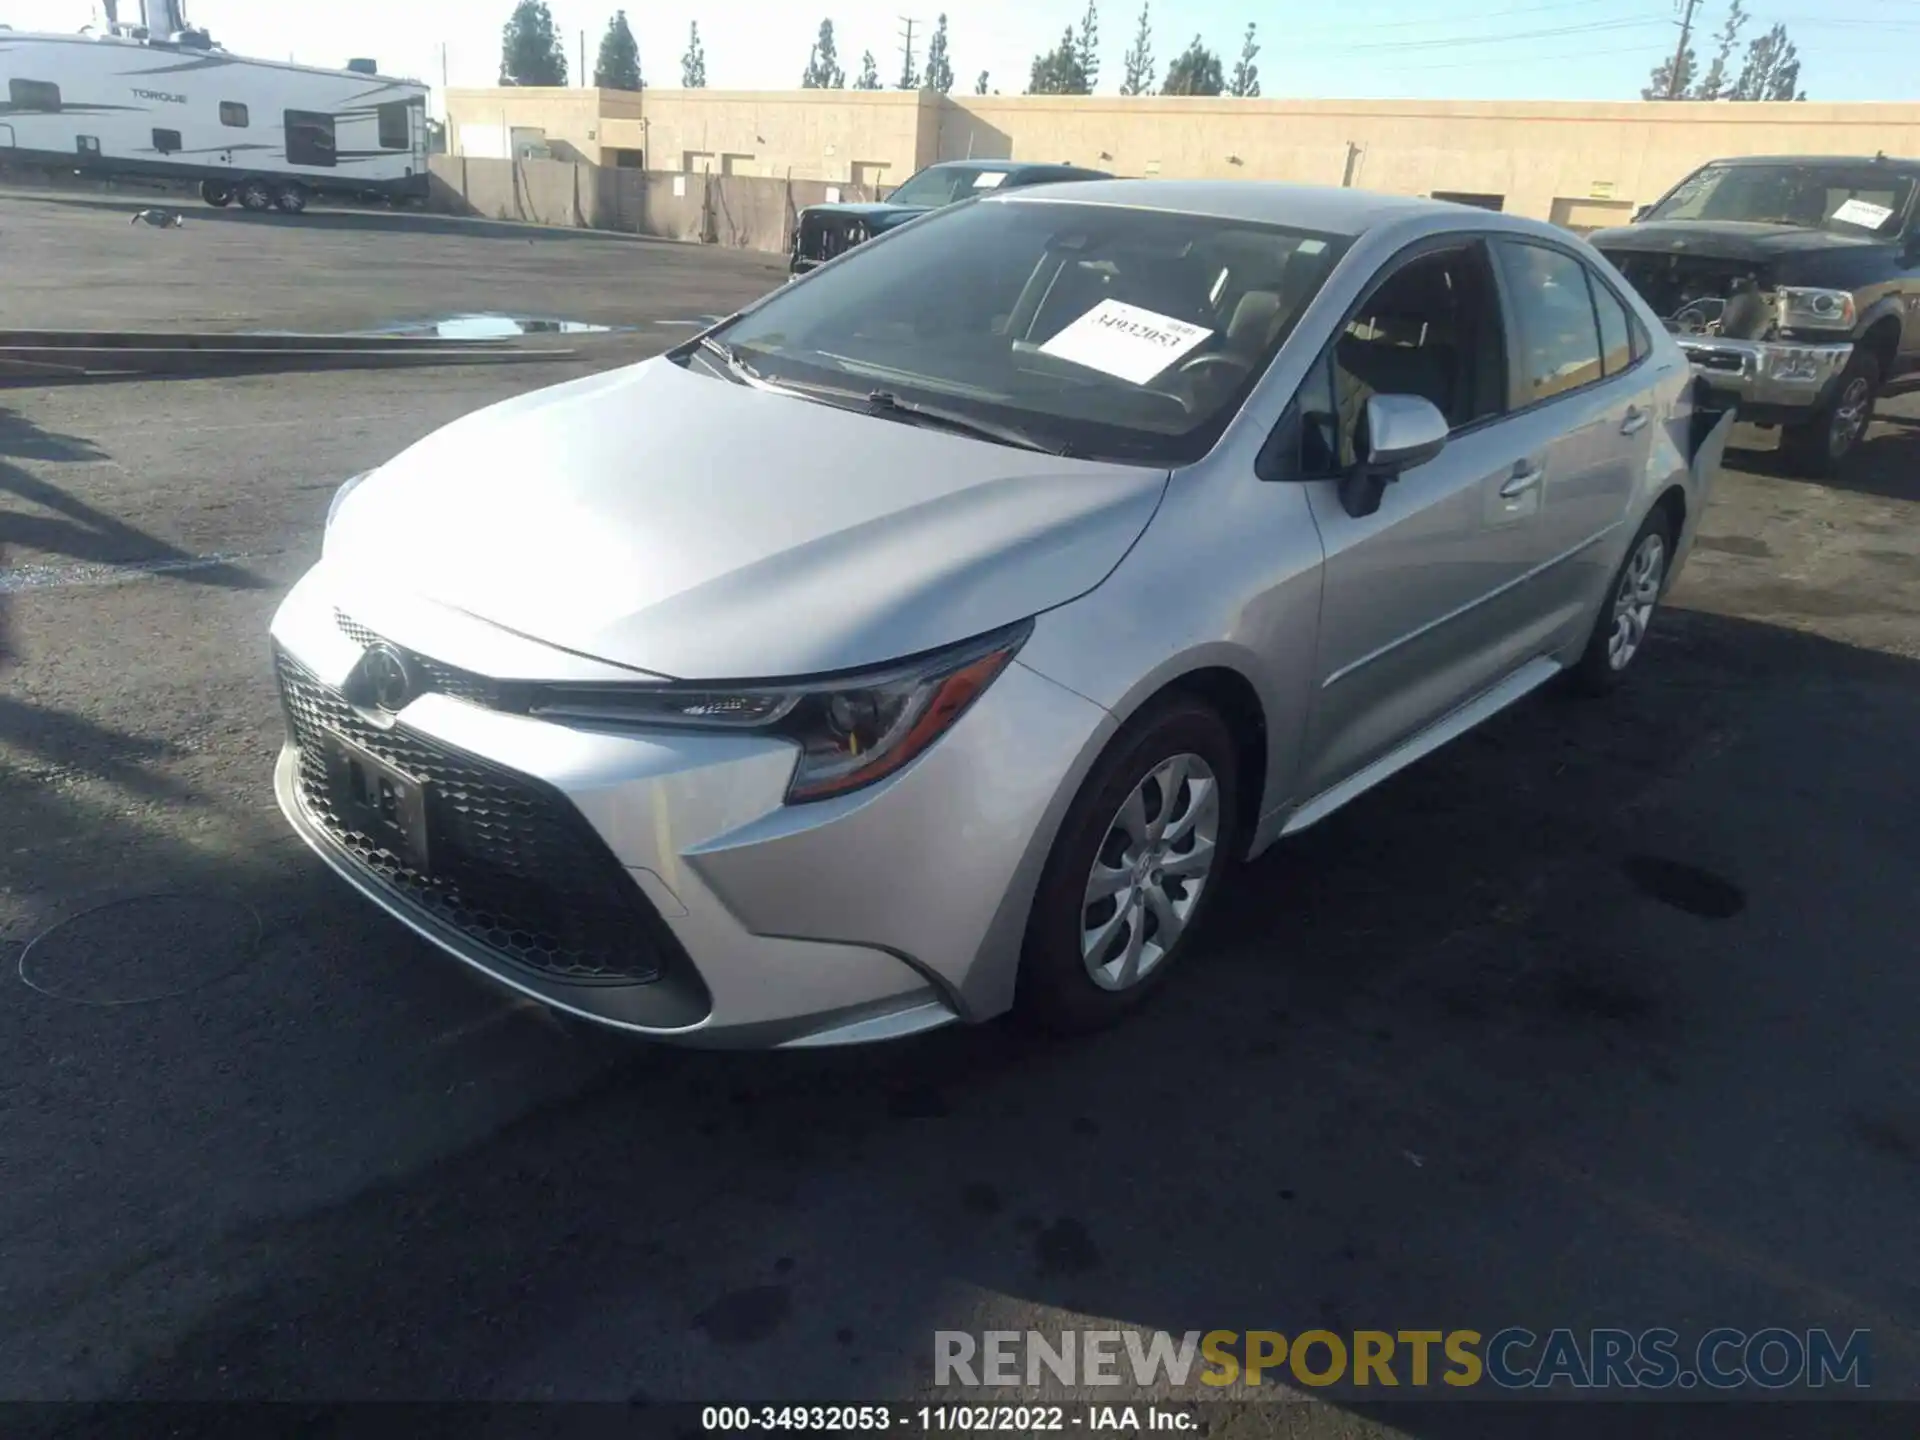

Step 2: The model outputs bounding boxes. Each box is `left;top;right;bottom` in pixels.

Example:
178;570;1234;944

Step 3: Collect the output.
0;551;282;594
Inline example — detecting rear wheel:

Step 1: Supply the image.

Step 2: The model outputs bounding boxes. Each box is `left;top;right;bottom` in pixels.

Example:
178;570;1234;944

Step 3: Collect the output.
1570;508;1673;696
1780;348;1879;478
199;180;234;208
237;177;275;212
272;182;309;215
1016;696;1240;1033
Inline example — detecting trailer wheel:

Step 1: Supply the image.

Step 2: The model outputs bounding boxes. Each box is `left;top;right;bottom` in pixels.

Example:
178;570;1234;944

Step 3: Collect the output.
199;181;235;208
237;178;275;212
272;182;309;215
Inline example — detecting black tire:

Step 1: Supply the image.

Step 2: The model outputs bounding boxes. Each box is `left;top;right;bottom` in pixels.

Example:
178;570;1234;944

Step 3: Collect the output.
1015;695;1241;1034
1780;348;1879;479
237;178;275;212
272;182;309;215
1570;506;1675;696
199;180;234;208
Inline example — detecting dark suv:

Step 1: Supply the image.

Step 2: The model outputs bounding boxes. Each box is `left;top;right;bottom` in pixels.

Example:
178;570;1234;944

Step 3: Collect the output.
1589;153;1920;476
789;160;1111;277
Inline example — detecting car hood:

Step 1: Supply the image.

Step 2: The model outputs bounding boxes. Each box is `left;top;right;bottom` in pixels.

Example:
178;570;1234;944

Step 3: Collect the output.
800;202;931;225
325;359;1169;681
1590;219;1886;261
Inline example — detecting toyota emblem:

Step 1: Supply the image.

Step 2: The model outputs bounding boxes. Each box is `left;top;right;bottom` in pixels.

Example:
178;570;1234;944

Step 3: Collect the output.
361;643;416;713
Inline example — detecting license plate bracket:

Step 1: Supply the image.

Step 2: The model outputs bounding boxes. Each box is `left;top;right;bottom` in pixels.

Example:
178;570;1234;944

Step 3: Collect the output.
320;731;431;872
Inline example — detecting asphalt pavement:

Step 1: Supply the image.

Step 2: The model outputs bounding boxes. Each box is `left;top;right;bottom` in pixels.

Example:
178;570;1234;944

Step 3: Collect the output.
2;190;1918;1427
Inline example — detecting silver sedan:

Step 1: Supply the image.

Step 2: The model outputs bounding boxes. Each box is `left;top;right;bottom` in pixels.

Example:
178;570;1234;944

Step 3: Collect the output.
271;179;1732;1046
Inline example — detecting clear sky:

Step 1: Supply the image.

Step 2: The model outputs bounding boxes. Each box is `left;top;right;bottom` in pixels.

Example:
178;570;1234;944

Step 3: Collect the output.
5;0;1914;107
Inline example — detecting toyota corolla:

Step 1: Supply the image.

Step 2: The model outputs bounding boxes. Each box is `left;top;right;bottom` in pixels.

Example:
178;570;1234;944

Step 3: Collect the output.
271;180;1732;1047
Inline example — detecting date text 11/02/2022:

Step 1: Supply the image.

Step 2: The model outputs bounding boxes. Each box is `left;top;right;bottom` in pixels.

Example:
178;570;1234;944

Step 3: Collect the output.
702;1406;1195;1431
934;1327;1873;1390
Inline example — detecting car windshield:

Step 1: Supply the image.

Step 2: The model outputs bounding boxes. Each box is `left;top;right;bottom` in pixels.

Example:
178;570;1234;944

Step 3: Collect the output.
713;199;1350;465
1646;163;1915;237
883;166;1017;207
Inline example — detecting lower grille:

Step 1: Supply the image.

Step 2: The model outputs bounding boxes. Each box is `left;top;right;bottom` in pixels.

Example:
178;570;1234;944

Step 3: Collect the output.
276;649;667;983
796;214;859;264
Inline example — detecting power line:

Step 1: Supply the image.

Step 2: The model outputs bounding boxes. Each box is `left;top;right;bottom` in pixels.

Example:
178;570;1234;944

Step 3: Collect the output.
1335;18;1666;54
1392;42;1662;72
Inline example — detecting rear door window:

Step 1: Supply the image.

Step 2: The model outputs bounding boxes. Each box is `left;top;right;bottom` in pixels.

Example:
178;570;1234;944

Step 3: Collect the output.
377;102;412;150
1494;240;1606;404
1588;271;1635;376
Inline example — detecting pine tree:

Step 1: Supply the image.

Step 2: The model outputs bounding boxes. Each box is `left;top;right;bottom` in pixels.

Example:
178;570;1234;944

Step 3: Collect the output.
1074;1;1101;92
1642;43;1695;100
681;21;707;87
855;50;882;89
802;19;845;88
1731;22;1805;100
593;10;641;91
1120;3;1154;97
499;0;568;87
1160;35;1222;96
1027;27;1090;95
1692;0;1747;101
975;70;990;95
923;14;954;94
1229;22;1259;97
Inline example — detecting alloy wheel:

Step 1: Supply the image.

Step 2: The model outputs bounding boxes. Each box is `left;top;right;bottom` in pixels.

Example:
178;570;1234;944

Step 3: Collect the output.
1607;531;1667;671
1829;377;1873;459
1080;752;1221;991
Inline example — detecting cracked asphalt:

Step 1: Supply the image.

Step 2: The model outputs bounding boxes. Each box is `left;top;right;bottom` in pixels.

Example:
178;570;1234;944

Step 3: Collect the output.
2;189;1917;1431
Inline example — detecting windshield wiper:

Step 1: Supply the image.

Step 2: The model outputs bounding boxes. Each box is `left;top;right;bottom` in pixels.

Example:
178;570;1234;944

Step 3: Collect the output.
694;334;763;385
865;390;1073;456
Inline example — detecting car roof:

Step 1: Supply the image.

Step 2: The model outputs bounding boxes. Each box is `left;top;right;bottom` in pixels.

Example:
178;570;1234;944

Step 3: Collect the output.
1703;154;1920;173
982;178;1558;239
922;159;1107;177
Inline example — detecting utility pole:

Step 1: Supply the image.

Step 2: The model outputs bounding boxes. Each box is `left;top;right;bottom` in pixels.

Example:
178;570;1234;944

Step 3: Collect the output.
1663;0;1701;100
580;31;587;86
898;16;918;90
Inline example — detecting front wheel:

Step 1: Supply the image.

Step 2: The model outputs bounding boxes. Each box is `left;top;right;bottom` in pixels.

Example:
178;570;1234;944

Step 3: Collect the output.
199;180;234;208
1016;696;1240;1034
237;177;275;212
1780;349;1879;478
1570;508;1673;696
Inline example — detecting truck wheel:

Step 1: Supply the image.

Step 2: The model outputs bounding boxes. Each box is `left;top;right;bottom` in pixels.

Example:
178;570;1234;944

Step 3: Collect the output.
272;182;309;215
1780;349;1879;478
237;178;275;212
199;181;234;208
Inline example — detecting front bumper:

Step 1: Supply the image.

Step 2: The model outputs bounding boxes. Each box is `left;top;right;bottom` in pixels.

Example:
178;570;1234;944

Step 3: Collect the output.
1676;335;1853;419
267;564;1113;1046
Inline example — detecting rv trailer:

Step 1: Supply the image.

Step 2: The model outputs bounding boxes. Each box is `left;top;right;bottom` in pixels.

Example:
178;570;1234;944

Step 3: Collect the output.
0;4;428;214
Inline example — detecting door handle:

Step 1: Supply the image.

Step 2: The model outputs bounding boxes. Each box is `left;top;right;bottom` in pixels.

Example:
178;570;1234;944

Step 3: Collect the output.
1620;406;1650;436
1499;462;1544;498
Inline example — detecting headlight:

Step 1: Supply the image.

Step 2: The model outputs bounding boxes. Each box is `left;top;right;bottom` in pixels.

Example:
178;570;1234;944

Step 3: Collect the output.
1776;287;1855;332
325;471;371;533
525;622;1032;803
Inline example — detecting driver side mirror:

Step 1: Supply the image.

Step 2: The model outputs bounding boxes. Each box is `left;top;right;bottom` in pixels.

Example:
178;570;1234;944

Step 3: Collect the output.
1633;204;1652;223
1340;394;1449;518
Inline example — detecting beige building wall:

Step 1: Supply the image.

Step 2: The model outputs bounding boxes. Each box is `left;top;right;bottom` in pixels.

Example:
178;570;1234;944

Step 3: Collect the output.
598;90;929;187
445;88;1920;222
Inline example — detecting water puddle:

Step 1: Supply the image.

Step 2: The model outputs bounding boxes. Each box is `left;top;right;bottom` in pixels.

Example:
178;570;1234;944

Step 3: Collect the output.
381;315;617;341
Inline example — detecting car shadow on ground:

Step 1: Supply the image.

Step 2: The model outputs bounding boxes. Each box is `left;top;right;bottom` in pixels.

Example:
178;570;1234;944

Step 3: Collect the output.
1725;407;1920;505
52;603;1918;1407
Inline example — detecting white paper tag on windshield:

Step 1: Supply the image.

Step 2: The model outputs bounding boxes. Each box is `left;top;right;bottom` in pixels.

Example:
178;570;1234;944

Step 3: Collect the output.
1039;300;1214;385
972;171;1007;188
1831;197;1893;229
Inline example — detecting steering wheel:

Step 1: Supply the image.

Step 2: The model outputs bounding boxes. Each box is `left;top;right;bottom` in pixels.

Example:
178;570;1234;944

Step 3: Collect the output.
1177;352;1251;379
